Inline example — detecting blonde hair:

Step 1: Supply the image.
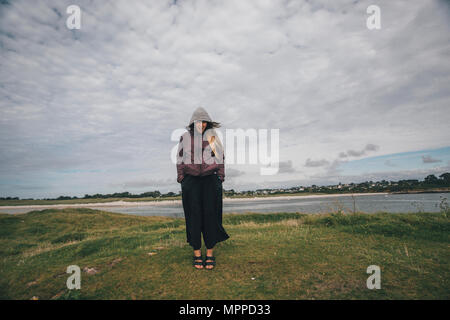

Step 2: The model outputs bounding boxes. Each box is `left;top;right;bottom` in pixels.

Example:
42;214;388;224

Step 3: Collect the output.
204;128;223;162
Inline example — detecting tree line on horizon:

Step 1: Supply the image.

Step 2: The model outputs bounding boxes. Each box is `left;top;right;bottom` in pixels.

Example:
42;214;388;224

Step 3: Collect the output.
1;173;449;201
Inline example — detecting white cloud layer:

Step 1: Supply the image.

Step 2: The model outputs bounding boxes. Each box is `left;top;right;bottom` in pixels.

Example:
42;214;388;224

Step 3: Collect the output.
1;0;449;198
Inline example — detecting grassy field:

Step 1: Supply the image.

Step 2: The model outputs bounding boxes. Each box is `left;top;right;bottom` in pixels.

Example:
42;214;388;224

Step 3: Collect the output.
0;208;448;300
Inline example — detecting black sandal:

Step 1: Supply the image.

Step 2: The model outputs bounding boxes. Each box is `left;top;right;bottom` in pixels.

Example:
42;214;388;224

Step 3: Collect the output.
204;256;216;269
193;255;204;269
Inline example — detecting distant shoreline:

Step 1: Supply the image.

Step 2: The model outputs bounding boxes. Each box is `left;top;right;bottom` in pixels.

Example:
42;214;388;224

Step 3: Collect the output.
1;190;449;214
0;192;391;211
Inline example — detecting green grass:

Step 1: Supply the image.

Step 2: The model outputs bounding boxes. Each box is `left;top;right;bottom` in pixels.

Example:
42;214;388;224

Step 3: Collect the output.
0;208;448;300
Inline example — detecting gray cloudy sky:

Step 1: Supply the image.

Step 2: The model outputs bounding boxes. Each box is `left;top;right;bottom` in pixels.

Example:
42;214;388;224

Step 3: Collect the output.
1;0;450;198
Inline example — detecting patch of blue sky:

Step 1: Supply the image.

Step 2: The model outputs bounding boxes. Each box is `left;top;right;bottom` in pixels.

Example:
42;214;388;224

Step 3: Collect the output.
339;146;450;176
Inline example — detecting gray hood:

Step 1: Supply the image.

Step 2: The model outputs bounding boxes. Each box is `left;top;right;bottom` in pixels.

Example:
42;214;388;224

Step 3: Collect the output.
187;107;221;129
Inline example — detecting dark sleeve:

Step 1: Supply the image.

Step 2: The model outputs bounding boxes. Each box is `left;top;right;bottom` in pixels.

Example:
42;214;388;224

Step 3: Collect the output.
176;135;185;183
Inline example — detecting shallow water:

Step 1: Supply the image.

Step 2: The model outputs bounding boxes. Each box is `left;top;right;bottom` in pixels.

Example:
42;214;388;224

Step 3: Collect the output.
3;192;446;218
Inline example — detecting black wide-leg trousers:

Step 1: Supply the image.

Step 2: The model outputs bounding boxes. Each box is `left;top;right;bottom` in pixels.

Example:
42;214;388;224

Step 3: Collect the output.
181;173;229;250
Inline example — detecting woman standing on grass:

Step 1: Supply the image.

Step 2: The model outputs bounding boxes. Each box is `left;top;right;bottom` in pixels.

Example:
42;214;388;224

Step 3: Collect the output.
176;107;229;270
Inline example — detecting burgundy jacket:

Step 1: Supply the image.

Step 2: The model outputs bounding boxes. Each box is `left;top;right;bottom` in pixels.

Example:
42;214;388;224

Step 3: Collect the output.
176;129;225;183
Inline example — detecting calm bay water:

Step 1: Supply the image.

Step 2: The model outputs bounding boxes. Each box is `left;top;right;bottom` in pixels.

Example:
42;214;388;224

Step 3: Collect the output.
3;192;446;218
112;192;449;218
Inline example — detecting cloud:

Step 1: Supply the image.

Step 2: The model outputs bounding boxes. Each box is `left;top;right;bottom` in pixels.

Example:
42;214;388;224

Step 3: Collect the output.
305;158;330;167
109;178;174;189
277;160;297;173
226;168;246;177
339;144;380;158
422;155;442;164
384;160;397;167
261;160;297;173
0;0;449;198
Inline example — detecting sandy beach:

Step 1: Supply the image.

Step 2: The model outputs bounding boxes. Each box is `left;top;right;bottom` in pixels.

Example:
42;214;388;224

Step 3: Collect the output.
0;192;389;212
